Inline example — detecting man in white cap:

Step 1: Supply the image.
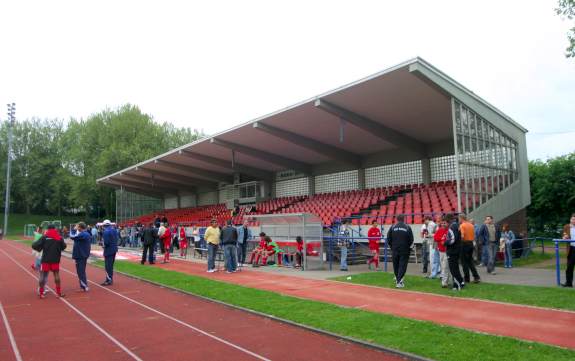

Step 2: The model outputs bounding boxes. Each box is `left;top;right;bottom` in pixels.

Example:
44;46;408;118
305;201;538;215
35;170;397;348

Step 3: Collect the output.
101;220;118;285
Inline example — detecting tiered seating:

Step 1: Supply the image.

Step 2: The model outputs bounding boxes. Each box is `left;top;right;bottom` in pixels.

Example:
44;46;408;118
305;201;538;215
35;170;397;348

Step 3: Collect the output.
120;181;460;227
277;188;390;226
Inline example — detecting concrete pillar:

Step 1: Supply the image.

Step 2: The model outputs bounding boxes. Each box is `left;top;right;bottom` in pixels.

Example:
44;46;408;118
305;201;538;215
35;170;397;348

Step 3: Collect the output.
358;168;366;190
421;158;431;185
308;176;315;196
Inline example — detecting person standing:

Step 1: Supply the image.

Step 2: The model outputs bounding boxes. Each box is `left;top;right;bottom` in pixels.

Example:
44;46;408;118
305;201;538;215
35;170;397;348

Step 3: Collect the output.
386;214;414;288
422;216;439;278
501;224;516;268
367;220;382;270
236;220;252;266
141;223;157;265
444;214;464;291
459;214;480;284
91;225;98;245
179;226;188;257
205;219;221;273
69;222;92;292
338;220;351;271
101;220;118;286
160;223;172;263
221;220;238;273
561;214;575;287
478;216;501;275
32;224;67;298
434;218;451;288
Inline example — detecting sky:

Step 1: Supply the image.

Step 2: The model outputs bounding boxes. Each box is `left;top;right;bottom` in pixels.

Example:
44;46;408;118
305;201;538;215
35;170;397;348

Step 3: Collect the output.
0;0;574;160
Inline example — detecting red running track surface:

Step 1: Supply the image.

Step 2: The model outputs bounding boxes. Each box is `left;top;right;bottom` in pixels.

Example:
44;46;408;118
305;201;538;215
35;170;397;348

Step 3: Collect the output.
153;257;575;349
0;241;405;361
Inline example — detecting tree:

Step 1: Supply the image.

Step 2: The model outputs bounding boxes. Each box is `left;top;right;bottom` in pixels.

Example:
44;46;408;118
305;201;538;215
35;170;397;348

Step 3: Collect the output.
527;152;575;236
556;0;575;58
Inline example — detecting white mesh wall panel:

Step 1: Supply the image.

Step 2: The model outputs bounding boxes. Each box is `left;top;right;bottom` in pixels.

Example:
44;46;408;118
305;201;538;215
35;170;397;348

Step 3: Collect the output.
218;186;239;203
198;191;218;206
315;170;358;194
275;177;309;197
164;197;178;209
430;155;456;182
365;161;422;188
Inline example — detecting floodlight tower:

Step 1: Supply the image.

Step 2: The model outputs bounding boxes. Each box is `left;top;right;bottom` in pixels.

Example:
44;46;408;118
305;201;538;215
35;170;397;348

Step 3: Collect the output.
3;103;15;239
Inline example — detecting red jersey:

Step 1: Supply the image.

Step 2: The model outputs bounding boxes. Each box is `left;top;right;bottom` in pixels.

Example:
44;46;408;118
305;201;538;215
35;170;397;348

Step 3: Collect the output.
367;227;381;251
296;241;303;252
179;228;186;240
162;228;172;245
258;239;267;248
433;227;448;252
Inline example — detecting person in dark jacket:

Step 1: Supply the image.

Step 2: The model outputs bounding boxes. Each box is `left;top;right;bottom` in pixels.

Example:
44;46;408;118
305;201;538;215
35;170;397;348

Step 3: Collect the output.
220;220;238;273
101;220;118;286
444;214;465;291
478;215;502;274
141;223;157;265
32;224;67;298
69;222;92;292
386;214;414;288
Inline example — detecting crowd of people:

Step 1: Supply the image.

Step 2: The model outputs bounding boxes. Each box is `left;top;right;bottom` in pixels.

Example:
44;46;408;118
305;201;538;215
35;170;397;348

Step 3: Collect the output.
27;211;575;298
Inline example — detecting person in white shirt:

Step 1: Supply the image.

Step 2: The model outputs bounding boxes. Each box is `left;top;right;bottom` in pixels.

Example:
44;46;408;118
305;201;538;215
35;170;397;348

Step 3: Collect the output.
421;216;439;278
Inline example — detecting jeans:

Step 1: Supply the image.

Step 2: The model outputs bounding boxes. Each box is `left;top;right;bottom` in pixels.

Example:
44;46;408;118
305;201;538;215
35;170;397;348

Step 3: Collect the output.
207;243;218;271
421;242;429;273
504;242;513;268
481;244;489;265
340;246;348;270
224;244;238;272
487;242;498;273
237;242;247;264
430;247;440;277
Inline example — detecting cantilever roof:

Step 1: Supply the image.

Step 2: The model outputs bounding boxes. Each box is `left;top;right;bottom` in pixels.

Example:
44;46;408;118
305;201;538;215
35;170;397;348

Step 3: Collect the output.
98;57;527;196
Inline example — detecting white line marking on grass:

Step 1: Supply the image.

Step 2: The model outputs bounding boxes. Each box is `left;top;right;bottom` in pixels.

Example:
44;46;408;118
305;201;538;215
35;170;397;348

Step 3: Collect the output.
0;248;144;361
0;301;23;361
5;243;271;361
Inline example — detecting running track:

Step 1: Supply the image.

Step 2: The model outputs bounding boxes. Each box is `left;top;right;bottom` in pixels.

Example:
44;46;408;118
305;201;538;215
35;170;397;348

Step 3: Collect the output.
0;240;406;361
156;257;575;349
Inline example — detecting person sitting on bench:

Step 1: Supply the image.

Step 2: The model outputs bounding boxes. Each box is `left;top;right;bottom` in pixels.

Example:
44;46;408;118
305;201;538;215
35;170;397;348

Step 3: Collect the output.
249;232;267;265
250;236;275;266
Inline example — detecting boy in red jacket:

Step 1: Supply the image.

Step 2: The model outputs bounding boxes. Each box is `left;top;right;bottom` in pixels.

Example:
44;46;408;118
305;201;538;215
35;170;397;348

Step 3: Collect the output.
367;220;382;270
31;224;67;298
160;224;172;263
179;226;188;257
433;218;451;288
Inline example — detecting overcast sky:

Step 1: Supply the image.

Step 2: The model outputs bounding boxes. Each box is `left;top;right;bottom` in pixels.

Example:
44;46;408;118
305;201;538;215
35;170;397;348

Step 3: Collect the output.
1;0;574;160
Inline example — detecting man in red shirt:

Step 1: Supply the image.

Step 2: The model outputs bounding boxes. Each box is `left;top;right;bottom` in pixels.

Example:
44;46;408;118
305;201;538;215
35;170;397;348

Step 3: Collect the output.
367;220;382;270
249;232;268;265
160;223;172;263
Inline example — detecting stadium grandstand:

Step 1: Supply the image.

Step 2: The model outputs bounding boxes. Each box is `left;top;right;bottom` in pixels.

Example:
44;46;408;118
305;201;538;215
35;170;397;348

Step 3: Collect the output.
97;57;530;236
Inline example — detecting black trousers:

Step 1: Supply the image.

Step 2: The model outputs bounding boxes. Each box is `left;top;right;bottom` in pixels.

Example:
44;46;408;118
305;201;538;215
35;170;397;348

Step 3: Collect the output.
461;242;480;282
142;243;155;264
447;251;464;287
566;246;575;286
238;242;248;264
75;258;88;290
392;251;409;282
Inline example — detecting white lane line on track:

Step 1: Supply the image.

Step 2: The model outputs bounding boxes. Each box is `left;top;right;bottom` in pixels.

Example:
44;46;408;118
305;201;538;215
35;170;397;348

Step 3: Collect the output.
6;243;272;361
0;248;144;361
0;301;23;361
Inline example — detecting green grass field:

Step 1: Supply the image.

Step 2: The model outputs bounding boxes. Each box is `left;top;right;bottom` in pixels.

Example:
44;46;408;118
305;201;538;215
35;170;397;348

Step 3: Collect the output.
331;272;574;311
96;260;575;361
0;213;90;236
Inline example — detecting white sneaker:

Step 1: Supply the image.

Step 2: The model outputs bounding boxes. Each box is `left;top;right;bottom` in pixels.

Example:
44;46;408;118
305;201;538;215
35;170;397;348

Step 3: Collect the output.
396;282;405;289
207;269;216;273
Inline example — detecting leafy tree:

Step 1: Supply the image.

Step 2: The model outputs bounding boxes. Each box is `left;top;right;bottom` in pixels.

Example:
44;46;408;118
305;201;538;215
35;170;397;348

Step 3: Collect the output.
527;152;575;236
556;0;575;58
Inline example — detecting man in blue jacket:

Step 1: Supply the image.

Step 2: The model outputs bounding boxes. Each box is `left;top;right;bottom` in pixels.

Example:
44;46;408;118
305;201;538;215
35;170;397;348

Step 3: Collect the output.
478;216;501;275
70;222;92;292
236;220;252;266
101;220;118;285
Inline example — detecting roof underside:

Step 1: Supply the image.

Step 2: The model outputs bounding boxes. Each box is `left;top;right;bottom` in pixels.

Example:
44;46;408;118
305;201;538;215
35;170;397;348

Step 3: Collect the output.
98;58;526;196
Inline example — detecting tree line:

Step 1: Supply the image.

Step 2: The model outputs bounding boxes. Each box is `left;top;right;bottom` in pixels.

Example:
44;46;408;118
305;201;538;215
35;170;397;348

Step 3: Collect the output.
0;104;202;218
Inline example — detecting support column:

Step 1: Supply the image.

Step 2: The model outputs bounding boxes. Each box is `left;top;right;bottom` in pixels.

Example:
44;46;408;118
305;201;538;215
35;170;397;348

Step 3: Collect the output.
308;176;315;196
421;158;431;185
358;168;366;190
